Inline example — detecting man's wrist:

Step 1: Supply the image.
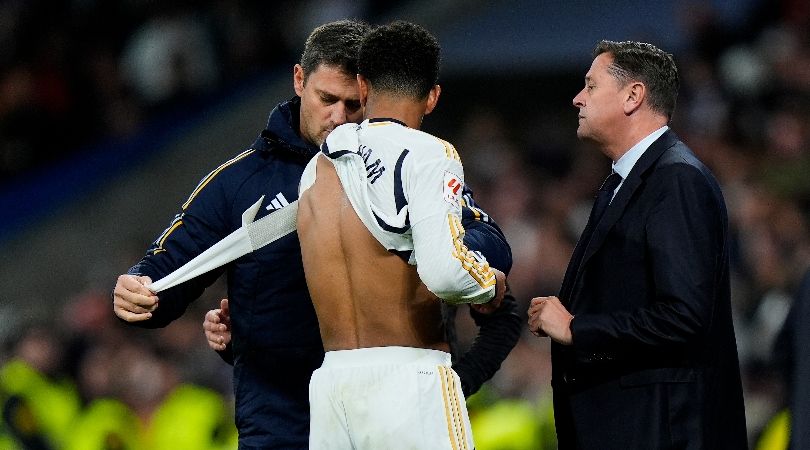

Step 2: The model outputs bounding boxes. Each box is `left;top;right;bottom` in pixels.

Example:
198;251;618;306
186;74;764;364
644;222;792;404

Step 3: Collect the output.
564;314;575;345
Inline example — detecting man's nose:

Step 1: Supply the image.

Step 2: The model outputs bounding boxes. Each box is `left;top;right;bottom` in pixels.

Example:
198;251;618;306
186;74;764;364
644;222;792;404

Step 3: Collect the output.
330;103;349;125
573;91;584;108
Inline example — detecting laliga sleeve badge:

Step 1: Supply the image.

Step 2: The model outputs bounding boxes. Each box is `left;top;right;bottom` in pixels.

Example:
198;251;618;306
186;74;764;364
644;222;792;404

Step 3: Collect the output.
443;171;463;206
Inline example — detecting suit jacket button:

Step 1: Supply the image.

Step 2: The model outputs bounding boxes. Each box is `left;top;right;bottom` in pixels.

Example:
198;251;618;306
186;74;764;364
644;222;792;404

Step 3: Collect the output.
564;373;576;384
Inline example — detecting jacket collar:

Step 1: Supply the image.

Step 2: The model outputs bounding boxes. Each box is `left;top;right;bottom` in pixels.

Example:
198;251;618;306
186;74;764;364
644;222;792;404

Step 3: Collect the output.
251;96;319;158
578;129;680;269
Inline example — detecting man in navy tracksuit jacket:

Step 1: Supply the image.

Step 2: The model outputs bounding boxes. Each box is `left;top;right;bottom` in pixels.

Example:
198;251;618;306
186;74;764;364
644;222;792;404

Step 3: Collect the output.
113;20;520;449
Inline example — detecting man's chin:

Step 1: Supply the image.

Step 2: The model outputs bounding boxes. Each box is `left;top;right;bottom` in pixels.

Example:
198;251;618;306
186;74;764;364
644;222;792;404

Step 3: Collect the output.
576;129;599;145
318;130;334;145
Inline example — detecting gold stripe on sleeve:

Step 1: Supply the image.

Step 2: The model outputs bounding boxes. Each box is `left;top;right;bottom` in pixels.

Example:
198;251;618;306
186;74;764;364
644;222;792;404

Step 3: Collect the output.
448;214;496;289
181;149;255;210
149;218;184;255
438;139;461;162
469;205;482;220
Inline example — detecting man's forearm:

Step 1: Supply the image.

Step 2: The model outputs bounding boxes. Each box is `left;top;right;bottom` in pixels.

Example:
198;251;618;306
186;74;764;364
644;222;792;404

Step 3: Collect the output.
453;287;522;396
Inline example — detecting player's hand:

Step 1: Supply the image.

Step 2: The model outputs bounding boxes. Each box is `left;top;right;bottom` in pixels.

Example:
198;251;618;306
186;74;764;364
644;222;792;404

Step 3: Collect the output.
528;296;573;345
203;298;232;351
113;274;158;322
471;269;507;315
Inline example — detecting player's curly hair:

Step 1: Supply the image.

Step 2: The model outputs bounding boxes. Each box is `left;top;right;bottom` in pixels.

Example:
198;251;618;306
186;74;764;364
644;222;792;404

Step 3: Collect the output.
358;21;440;99
300;19;371;81
595;40;679;120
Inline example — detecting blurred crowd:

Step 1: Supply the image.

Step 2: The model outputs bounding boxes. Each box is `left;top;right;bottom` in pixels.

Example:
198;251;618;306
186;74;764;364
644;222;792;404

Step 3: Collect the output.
2;0;809;449
0;0;379;187
1;288;239;449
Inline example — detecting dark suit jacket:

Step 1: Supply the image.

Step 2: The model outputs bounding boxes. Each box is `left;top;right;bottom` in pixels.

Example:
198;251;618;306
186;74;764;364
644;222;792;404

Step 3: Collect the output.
552;130;747;449
774;268;810;449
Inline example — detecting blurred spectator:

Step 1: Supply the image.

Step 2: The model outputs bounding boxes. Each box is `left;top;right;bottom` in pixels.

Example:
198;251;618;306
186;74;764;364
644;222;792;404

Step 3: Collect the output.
119;8;220;109
0;324;80;449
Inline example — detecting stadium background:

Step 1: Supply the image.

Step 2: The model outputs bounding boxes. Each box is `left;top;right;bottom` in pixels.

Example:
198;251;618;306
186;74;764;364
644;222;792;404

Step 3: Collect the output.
1;0;807;448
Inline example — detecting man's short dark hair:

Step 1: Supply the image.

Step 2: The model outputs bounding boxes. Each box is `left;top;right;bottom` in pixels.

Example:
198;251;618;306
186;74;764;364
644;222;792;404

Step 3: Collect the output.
358;21;440;99
594;40;679;120
300;19;371;80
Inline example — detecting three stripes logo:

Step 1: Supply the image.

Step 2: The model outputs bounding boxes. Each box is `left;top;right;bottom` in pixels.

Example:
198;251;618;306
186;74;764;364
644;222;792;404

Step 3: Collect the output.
265;192;290;211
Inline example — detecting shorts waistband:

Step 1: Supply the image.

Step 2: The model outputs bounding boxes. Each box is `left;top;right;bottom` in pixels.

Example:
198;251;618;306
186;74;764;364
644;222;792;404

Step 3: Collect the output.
321;346;451;368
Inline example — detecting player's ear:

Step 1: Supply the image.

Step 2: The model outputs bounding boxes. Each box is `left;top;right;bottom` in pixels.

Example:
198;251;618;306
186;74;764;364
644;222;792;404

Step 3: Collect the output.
293;64;305;96
424;84;441;115
357;74;369;108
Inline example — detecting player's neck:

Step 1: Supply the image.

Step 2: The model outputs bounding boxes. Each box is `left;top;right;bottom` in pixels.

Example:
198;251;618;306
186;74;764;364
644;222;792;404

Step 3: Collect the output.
364;96;425;130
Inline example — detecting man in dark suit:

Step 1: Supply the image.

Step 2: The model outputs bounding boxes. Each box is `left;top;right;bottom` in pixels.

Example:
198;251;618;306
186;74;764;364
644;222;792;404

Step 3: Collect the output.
774;267;810;449
528;40;747;449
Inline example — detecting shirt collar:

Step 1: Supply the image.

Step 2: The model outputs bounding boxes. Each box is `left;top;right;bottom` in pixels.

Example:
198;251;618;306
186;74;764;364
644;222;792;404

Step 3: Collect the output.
366;117;407;127
612;125;668;179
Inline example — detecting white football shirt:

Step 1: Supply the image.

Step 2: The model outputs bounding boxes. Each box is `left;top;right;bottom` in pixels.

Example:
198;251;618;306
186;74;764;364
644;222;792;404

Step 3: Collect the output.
299;118;495;304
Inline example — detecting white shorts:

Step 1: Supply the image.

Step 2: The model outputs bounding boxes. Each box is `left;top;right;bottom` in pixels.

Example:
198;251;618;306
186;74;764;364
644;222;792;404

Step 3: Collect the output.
308;346;474;450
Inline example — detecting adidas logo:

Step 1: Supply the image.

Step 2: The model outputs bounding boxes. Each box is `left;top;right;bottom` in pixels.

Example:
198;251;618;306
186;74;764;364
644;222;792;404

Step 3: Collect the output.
265;192;290;211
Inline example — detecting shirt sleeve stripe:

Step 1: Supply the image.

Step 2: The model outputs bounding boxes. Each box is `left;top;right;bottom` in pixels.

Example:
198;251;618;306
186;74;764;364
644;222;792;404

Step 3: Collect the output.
448;214;496;288
438;138;461;162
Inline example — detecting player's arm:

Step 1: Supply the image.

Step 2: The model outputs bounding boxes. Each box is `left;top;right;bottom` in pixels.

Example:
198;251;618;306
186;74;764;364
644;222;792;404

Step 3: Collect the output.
459;185;512;276
450;190;521;396
453;286;521;396
407;151;501;305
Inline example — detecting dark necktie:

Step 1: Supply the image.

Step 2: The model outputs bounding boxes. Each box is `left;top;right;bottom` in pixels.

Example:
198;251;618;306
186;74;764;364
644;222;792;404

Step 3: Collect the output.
588;171;622;227
566;172;623;283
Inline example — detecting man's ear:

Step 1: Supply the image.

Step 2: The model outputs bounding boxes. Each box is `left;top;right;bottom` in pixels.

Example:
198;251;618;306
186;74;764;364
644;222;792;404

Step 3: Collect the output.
293;64;305;97
424;84;441;115
623;81;645;115
357;74;369;107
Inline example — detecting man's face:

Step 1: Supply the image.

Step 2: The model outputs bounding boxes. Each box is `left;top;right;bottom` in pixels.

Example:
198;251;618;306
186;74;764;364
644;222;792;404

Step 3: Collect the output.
294;63;362;147
572;53;627;145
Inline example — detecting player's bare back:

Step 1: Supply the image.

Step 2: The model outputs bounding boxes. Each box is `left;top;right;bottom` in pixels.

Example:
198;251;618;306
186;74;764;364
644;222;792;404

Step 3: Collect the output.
297;155;447;352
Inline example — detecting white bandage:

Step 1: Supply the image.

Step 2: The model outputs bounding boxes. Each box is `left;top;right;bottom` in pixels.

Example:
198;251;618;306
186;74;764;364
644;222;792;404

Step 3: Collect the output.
148;196;298;293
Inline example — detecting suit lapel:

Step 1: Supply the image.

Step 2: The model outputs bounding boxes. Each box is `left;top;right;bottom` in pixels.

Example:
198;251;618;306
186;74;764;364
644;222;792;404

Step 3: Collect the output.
582;131;679;268
561;131;680;303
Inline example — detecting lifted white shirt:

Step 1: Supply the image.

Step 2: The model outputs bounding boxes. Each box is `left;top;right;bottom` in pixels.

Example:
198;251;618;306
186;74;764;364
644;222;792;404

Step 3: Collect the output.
299;118;495;305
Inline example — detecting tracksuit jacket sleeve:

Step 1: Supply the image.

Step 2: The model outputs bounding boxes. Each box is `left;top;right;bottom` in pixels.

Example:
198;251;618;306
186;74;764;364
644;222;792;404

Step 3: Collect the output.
450;186;520;396
459;185;512;276
127;170;231;328
453;286;521;396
